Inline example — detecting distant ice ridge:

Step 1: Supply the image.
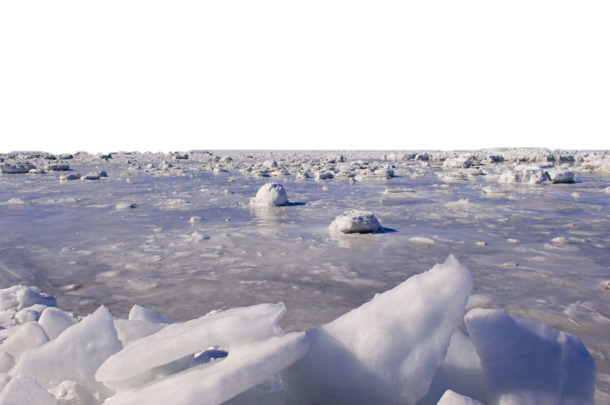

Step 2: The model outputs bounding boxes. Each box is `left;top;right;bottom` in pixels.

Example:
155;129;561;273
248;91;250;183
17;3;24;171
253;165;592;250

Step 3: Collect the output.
0;258;596;404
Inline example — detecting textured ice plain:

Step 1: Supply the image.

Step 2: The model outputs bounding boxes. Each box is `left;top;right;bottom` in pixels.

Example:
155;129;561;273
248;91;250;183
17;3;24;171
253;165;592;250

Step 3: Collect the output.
0;148;609;401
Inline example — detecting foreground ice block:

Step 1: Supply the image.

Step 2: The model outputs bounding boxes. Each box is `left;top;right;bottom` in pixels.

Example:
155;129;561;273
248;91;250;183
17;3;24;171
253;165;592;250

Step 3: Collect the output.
464;308;596;405
99;303;309;404
283;255;473;404
0;374;56;405
103;332;308;405
11;306;122;395
0;285;57;312
97;303;289;384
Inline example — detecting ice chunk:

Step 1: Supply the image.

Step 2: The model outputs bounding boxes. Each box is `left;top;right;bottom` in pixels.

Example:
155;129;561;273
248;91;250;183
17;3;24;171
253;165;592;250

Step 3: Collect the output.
97;303;287;383
38;307;78;340
128;304;173;324
329;210;381;234
545;169;575;183
59;173;81;181
464;308;596;405
0;373;10;393
250;183;288;206
11;306;122;395
0;374;56;405
420;329;485;404
0;321;49;359
115;202;136;210
51;380;96;404
283;255;473;404
0;163;36;174
103;332;309;405
315;171;334;180
14;303;48;323
114;319;167;347
499;166;548;185
0;353;15;373
0;285;57;311
437;390;484;405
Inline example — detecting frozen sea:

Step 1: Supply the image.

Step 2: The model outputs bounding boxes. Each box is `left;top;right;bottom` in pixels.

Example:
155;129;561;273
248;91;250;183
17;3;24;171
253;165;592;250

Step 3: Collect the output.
1;149;609;400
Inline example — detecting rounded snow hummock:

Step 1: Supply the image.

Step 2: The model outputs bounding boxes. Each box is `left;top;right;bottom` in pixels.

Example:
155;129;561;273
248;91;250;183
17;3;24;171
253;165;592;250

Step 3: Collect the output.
250;183;288;207
329;210;381;234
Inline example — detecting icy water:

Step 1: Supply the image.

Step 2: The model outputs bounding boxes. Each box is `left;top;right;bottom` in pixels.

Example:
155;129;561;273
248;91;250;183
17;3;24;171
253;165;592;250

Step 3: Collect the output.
1;150;609;399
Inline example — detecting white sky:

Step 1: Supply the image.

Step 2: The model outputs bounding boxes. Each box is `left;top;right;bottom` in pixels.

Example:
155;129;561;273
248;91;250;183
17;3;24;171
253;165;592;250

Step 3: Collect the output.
1;1;608;153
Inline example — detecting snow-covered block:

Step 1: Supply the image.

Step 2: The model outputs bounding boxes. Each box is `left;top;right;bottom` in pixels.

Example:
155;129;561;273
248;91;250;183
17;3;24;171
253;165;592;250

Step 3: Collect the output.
464;308;596;405
283;255;473;404
545;169;575;184
97;303;293;386
0;321;49;359
38;307;78;340
103;332;309;405
11;306;122;394
250;183;288;206
498;166;548;185
0;285;57;311
128;304;173;324
0;374;57;405
329;210;381;234
437;390;484;405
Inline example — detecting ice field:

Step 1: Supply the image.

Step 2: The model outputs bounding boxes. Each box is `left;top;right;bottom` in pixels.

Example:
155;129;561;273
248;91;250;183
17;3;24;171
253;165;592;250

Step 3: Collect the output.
0;149;609;403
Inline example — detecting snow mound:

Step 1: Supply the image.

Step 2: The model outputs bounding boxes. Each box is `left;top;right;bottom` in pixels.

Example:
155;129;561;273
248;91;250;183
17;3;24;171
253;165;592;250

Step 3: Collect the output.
250;183;288;206
329;210;381;234
283;255;473;404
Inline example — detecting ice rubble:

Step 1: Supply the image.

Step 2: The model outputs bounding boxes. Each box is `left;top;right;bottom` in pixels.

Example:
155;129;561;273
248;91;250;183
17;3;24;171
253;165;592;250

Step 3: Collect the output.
0;257;597;404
